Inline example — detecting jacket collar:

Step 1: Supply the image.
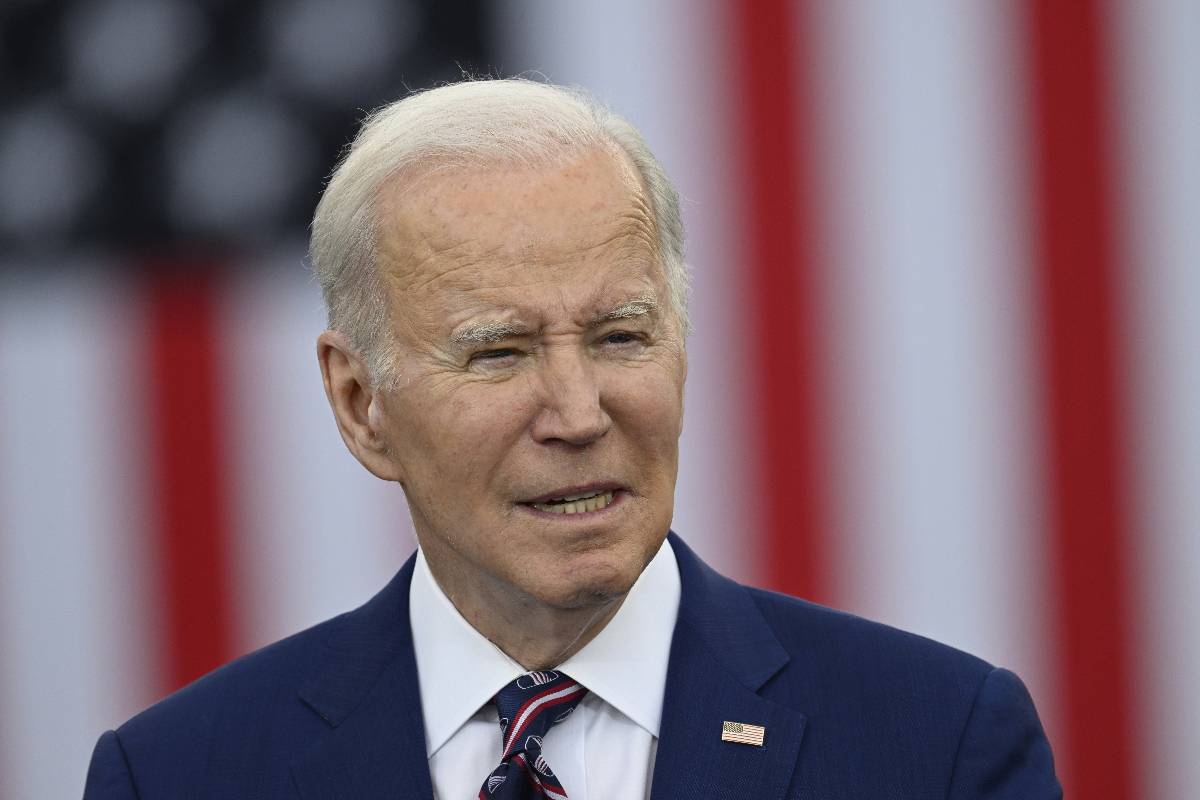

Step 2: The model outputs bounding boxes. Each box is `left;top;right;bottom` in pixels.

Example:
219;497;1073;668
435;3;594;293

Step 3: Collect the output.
290;533;806;798
651;533;807;799
668;531;791;689
291;557;434;799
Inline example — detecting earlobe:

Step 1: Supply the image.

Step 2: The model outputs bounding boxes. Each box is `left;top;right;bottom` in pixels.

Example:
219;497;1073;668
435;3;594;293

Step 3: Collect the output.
316;331;404;482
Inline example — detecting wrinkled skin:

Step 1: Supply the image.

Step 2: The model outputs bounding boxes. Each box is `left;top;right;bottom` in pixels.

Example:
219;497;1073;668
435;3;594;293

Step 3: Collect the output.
319;145;687;666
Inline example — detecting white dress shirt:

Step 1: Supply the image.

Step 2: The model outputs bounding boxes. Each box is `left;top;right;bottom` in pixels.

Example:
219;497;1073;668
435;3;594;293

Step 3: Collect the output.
409;538;681;800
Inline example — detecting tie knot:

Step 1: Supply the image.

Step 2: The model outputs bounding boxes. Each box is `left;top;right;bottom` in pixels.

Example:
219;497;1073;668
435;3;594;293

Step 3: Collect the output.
493;671;587;760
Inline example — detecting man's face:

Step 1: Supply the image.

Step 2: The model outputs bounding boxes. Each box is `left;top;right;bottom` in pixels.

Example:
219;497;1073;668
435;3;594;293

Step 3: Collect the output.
370;146;686;612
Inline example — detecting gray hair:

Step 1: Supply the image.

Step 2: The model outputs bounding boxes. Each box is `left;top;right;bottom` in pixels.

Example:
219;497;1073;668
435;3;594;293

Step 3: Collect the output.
309;78;689;384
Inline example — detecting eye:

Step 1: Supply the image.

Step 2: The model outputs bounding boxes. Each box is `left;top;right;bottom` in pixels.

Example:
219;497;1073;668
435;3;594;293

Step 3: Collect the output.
469;347;522;368
474;347;518;361
602;331;640;346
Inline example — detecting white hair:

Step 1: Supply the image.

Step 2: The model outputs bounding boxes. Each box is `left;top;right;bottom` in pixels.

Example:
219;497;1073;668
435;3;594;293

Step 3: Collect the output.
309;78;689;384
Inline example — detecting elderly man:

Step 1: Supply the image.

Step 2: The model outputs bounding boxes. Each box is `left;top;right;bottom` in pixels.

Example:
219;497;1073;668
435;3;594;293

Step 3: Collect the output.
85;80;1060;799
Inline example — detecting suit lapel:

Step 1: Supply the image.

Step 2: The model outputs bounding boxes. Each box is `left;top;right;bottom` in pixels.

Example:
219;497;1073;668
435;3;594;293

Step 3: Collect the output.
290;556;434;800
651;534;807;799
286;535;806;798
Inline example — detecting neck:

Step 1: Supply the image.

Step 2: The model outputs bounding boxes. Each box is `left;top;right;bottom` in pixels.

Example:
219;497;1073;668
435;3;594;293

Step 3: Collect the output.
462;591;625;670
423;554;626;670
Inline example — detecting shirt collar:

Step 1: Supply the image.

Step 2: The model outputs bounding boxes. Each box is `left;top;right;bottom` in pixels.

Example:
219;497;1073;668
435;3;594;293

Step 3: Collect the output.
409;537;681;757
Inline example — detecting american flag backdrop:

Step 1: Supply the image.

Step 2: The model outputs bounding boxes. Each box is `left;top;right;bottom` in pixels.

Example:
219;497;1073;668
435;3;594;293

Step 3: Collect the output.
1;2;1196;798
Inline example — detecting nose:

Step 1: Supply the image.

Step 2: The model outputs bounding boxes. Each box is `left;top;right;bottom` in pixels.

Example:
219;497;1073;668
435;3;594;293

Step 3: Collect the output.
529;347;612;446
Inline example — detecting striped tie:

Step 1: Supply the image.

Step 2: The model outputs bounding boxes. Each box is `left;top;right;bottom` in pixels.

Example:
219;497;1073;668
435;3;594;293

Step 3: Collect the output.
478;671;587;800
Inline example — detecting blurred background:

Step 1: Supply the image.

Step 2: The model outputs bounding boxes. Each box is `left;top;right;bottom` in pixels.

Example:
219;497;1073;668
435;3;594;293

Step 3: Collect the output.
1;0;1195;797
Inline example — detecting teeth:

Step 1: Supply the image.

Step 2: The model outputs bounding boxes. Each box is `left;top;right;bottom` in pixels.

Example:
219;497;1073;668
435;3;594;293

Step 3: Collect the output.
532;490;615;515
557;490;602;502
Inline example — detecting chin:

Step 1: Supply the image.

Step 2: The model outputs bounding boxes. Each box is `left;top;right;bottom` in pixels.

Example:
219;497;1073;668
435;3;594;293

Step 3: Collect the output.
515;521;666;609
535;559;641;611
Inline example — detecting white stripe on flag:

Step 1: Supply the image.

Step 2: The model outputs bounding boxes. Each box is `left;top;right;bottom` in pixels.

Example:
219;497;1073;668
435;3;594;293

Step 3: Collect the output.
1111;0;1200;795
807;0;1054;703
221;255;413;653
0;267;160;799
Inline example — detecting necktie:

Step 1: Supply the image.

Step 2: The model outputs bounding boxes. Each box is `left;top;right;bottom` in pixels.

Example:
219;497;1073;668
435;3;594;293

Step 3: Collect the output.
478;671;588;800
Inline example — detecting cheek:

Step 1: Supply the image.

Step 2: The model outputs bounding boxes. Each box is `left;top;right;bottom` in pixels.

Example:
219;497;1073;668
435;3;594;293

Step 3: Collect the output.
413;388;533;479
607;369;685;448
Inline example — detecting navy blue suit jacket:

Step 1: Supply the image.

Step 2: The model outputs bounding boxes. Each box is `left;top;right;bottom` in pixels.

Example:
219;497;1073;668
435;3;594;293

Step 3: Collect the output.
85;533;1061;798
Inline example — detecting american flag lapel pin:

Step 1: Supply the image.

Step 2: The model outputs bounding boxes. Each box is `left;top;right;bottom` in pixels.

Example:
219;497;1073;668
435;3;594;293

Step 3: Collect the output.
721;720;766;747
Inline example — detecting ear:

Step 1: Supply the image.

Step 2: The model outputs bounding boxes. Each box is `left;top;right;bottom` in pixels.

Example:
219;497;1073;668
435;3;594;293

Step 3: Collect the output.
316;330;404;482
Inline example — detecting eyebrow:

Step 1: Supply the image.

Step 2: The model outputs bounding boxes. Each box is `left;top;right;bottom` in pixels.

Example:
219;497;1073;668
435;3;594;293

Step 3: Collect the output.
448;296;660;349
450;321;532;346
594;296;659;323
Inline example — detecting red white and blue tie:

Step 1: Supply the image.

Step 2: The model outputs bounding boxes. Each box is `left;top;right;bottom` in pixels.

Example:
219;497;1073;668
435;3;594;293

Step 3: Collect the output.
478;671;588;800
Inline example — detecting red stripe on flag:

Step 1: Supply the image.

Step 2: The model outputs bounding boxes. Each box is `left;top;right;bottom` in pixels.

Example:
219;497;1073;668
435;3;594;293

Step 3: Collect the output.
1022;3;1138;797
145;268;235;692
730;0;831;602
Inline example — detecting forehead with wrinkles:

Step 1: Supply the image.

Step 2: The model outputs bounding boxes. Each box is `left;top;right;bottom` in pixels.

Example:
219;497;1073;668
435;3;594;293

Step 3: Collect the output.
372;146;662;298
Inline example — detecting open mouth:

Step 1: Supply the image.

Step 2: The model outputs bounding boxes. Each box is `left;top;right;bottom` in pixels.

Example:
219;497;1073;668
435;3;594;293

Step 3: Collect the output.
522;488;620;515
